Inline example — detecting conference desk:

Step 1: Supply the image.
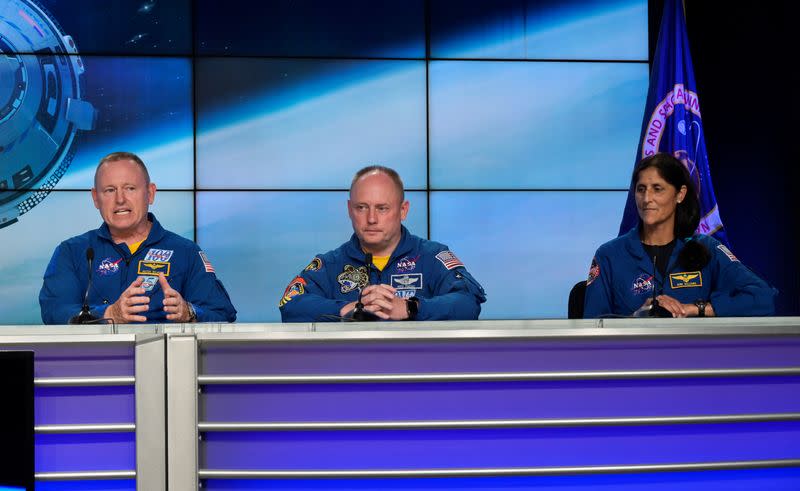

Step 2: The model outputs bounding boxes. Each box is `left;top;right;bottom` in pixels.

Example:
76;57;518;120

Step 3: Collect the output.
2;318;800;490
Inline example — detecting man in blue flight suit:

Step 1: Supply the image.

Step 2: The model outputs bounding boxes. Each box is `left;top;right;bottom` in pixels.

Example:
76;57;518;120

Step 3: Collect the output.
39;152;236;324
279;166;486;322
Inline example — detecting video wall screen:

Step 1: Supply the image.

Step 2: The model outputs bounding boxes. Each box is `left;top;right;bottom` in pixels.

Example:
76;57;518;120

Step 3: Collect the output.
429;0;648;60
428;61;648;189
196;59;428;190
0;0;648;323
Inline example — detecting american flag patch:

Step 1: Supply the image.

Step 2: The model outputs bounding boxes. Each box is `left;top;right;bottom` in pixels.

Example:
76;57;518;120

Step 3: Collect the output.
198;251;215;273
435;250;464;270
717;244;739;262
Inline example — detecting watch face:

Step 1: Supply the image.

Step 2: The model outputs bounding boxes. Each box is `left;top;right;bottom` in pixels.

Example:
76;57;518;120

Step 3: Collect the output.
0;0;95;229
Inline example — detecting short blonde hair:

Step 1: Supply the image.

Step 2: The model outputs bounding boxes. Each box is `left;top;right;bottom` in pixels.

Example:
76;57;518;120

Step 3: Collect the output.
94;151;150;187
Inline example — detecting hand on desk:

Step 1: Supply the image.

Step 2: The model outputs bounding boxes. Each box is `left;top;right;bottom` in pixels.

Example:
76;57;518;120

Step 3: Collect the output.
339;284;409;320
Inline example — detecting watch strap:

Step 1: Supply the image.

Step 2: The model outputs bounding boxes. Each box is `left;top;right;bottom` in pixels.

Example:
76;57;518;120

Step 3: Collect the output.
694;299;707;317
187;302;198;322
406;297;419;321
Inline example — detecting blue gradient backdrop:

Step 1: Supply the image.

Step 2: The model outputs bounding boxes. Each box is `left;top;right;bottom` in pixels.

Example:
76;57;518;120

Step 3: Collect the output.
1;0;648;323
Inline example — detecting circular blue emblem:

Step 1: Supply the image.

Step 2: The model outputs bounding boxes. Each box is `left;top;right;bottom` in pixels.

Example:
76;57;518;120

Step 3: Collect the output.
1;0;95;229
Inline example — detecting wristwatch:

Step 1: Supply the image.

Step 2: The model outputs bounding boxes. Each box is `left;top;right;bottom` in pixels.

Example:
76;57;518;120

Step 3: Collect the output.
186;302;198;323
694;299;707;317
1;0;96;229
405;297;419;321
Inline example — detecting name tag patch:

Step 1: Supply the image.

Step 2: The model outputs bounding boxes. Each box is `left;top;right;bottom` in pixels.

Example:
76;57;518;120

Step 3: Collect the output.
138;260;170;276
391;273;422;290
669;271;702;289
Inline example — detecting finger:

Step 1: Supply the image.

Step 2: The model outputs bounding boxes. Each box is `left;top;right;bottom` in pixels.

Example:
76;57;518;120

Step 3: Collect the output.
364;284;393;296
123;278;146;298
158;273;175;295
125;313;148;322
663;296;687;316
123;287;147;298
361;285;386;297
127;295;151;306
361;292;384;305
128;303;150;313
368;286;397;302
364;305;389;319
365;297;394;312
657;296;684;317
164;303;184;315
162;296;181;307
375;284;397;295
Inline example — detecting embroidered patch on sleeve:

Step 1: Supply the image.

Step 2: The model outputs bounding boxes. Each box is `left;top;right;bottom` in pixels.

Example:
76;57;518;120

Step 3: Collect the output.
586;257;600;285
717;244;739;262
435;250;464;270
279;277;307;307
305;257;323;272
199;251;215;273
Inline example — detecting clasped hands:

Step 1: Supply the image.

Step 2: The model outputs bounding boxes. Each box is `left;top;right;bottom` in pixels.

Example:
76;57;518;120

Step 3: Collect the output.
637;294;714;318
340;284;409;320
104;273;193;323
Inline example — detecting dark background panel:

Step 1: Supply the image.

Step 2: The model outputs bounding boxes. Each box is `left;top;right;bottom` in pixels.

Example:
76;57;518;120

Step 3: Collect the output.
38;0;192;55
665;0;798;314
195;0;425;58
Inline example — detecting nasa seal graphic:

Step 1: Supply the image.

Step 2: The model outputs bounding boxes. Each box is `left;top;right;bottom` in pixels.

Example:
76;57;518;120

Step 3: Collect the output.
640;83;722;235
0;0;96;229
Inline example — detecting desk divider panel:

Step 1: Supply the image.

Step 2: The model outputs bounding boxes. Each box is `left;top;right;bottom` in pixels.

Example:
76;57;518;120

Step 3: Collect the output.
3;320;800;490
176;321;800;490
0;329;165;491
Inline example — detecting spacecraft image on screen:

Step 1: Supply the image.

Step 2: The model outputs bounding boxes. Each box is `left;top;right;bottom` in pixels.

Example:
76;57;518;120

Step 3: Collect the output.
0;0;95;229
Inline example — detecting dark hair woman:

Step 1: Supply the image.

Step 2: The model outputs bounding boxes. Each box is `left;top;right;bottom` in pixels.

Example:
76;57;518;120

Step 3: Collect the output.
583;153;775;318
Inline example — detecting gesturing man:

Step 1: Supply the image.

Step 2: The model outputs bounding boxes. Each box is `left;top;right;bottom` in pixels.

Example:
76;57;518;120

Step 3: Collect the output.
40;152;236;324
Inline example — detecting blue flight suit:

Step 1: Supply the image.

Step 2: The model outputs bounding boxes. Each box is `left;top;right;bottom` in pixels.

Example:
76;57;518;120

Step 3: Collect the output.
279;226;486;322
584;226;776;318
40;213;237;324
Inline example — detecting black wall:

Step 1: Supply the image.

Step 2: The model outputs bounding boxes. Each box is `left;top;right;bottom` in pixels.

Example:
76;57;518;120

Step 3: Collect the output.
649;0;799;315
